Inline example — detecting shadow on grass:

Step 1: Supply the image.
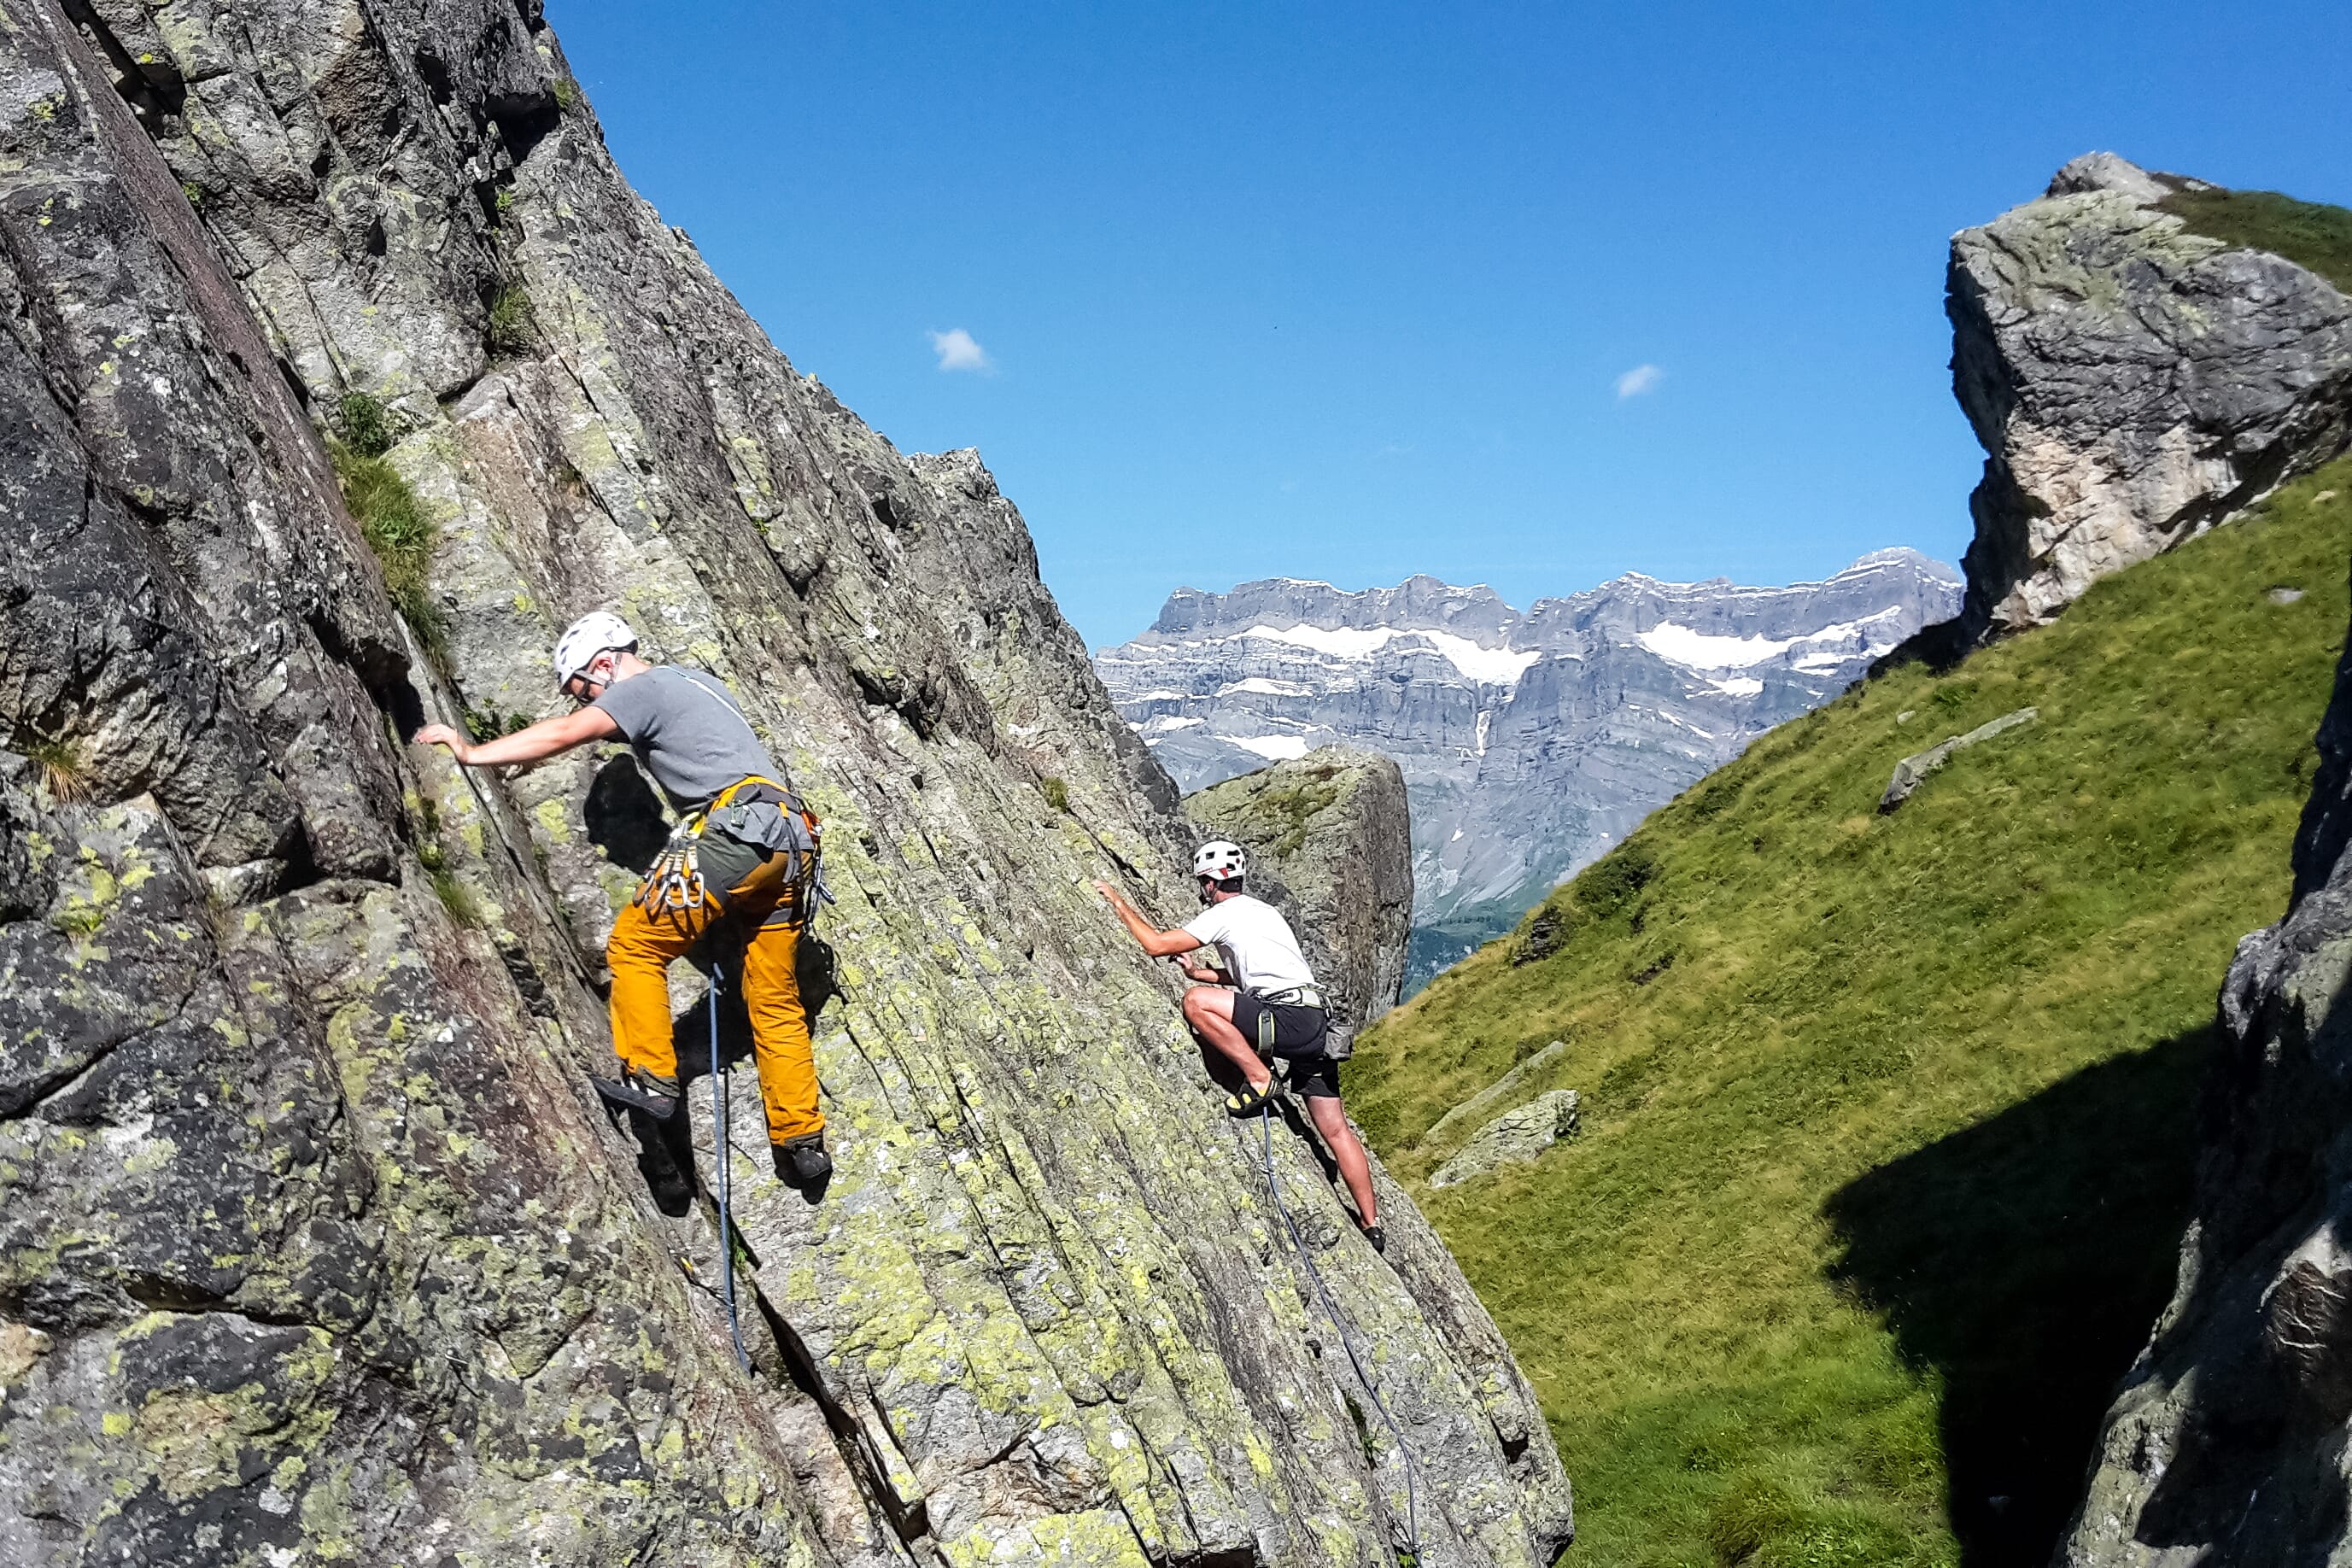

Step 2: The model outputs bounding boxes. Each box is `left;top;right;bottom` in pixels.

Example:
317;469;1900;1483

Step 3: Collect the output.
1824;1025;2220;1566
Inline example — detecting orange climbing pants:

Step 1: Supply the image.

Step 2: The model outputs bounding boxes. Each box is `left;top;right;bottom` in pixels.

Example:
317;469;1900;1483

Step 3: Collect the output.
606;845;822;1144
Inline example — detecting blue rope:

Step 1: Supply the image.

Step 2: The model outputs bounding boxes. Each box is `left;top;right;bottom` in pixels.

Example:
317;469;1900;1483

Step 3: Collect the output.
711;962;750;1371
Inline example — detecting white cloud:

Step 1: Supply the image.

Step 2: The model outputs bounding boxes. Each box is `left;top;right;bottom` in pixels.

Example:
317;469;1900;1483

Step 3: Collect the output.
1615;363;1663;399
928;328;992;373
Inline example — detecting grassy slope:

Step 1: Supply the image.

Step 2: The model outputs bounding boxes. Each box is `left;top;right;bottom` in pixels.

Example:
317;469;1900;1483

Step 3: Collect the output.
1354;460;2352;1567
2156;184;2352;293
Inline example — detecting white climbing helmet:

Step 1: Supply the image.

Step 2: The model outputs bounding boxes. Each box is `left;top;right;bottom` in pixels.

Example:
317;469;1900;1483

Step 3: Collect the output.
1193;840;1247;882
553;610;638;690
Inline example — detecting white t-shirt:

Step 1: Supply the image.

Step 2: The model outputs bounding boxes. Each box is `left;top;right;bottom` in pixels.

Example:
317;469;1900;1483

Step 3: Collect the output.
1181;894;1317;996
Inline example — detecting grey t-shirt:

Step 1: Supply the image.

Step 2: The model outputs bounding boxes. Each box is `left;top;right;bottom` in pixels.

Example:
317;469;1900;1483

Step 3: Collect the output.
593;665;780;810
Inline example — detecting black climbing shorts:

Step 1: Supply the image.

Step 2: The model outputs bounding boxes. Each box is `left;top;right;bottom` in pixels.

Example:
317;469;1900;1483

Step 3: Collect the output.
1282;1051;1342;1101
1231;992;1329;1060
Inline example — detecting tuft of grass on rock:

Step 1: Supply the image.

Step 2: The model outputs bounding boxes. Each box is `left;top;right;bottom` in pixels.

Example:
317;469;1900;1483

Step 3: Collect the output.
1041;775;1070;814
337;390;394;458
1351;457;2352;1568
21;734;91;804
2158;184;2352;294
486;281;538;357
331;437;444;653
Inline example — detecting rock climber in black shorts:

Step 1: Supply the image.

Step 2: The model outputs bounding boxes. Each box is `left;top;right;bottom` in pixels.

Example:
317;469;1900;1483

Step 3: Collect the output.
1097;841;1384;1250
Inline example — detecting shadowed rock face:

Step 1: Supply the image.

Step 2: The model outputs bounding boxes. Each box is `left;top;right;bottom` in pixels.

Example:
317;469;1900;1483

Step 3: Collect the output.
1182;747;1414;1035
2057;585;2352;1559
1946;152;2352;642
0;4;1570;1567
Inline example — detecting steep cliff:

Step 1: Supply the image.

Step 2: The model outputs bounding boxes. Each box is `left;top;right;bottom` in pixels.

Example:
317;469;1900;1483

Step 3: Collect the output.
0;4;1571;1566
2059;524;2352;1560
1182;748;1414;1035
1098;555;1959;986
1942;152;2352;644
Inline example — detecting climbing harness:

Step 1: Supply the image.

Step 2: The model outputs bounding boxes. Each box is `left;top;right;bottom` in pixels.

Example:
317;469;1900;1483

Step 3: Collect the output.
710;959;752;1371
1257;1101;1422;1563
633;773;828;924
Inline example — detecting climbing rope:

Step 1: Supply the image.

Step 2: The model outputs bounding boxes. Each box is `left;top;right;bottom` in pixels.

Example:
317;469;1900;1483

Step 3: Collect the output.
1258;1102;1423;1563
711;961;751;1371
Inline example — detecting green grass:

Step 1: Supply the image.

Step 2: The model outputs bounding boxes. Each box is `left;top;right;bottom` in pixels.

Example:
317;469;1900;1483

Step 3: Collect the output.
338;390;394;458
330;437;445;653
487;281;539;357
1042;775;1071;813
1354;459;2352;1568
2158;184;2352;294
20;733;90;804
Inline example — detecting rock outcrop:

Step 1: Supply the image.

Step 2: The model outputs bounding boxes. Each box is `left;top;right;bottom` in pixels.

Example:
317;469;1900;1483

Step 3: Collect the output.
1100;555;1960;987
1944;153;2352;642
0;4;1571;1566
1425;1094;1580;1192
1182;747;1414;1034
1876;706;2038;812
2057;574;2352;1557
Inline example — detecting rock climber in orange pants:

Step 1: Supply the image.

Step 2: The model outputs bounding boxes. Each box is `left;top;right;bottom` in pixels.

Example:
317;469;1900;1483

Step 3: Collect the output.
414;610;831;1183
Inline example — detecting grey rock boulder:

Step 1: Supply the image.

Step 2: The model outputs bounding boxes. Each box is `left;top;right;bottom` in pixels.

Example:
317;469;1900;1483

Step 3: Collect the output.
1427;1092;1582;1191
1425;1043;1567;1149
1184;745;1415;1033
1945;155;2352;641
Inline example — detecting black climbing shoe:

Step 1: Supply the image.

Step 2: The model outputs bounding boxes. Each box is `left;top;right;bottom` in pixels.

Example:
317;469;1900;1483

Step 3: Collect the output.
775;1133;833;1183
1362;1225;1387;1255
1226;1077;1278;1118
592;1067;680;1121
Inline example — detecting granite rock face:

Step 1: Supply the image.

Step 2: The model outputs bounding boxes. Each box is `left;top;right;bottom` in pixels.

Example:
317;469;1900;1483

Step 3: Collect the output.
0;5;1571;1567
1182;747;1414;1035
1945;153;2352;641
1098;557;1960;986
2057;576;2352;1562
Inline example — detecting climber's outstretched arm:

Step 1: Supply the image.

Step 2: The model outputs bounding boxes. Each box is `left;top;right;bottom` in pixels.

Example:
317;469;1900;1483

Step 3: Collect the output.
414;705;619;769
1094;881;1202;959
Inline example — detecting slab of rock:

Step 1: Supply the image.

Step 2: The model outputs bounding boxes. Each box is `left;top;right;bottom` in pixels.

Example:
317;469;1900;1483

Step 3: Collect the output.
1428;1092;1581;1190
2057;552;2352;1561
1427;1042;1568;1147
1184;746;1414;1033
1942;153;2352;643
0;4;1572;1566
1879;707;2039;812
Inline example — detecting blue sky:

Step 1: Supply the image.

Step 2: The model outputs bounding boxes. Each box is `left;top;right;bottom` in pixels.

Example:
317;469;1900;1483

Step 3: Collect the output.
545;1;2352;648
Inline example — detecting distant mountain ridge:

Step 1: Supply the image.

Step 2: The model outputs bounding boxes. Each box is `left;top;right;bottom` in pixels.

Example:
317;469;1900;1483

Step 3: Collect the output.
1096;549;1963;986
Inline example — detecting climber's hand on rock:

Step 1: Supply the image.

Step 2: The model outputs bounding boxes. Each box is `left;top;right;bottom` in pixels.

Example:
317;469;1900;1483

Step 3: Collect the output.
413;723;473;764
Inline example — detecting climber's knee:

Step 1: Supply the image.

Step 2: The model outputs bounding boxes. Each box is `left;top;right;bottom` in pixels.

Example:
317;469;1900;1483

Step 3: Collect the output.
1182;986;1234;1027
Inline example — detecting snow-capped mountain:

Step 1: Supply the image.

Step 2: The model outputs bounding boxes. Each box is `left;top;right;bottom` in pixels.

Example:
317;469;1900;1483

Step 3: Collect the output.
1095;550;1963;987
